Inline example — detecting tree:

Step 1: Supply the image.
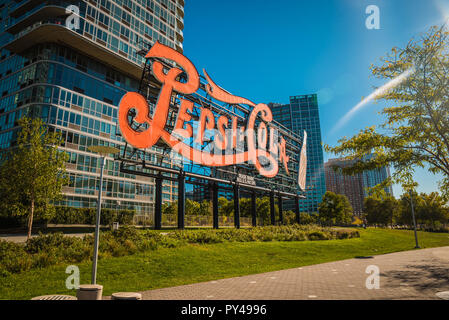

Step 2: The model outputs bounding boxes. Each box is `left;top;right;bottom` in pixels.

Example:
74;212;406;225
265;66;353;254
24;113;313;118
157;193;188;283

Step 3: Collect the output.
318;191;353;225
416;192;448;228
239;198;251;217
185;199;200;216
215;196;278;225
0;117;68;239
325;25;449;196
380;196;399;227
162;201;177;215
218;197;233;216
199;200;211;216
364;196;383;226
299;212;317;225
364;192;399;227
396;191;421;227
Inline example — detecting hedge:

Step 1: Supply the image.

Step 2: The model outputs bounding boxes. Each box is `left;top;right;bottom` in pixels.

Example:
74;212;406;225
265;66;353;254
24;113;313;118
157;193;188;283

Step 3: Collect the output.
48;207;135;225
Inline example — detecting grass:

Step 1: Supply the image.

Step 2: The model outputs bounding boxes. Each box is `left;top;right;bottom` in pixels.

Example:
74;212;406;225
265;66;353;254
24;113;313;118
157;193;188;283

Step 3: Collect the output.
1;228;449;299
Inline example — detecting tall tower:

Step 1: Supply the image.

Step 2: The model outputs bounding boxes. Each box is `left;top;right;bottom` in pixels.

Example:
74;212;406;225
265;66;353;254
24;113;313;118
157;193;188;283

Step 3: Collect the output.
270;94;326;213
325;155;394;216
0;0;185;217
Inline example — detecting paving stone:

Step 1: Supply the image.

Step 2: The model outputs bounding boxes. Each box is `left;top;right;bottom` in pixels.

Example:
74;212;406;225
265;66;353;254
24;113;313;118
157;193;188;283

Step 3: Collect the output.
137;246;449;300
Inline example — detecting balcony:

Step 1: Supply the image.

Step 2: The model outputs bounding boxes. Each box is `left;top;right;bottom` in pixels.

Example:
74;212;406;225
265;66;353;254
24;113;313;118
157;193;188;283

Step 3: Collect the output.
176;5;184;18
175;40;183;53
176;30;183;42
3;21;143;80
10;0;46;18
6;4;68;34
176;16;184;30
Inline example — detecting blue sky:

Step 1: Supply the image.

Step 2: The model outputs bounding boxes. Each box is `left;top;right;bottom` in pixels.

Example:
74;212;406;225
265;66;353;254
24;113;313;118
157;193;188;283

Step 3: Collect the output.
182;0;449;197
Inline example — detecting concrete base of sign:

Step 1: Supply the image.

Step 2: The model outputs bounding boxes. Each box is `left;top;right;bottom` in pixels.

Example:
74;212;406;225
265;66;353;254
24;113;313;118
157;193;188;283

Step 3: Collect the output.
111;292;142;300
76;284;103;300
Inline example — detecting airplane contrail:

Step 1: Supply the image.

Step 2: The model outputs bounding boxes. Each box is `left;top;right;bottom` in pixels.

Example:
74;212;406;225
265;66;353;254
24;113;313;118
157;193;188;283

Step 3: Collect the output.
330;67;415;135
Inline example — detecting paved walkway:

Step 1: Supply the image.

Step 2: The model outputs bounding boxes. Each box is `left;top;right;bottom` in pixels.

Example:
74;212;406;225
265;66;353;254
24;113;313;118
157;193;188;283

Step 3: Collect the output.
138;246;449;300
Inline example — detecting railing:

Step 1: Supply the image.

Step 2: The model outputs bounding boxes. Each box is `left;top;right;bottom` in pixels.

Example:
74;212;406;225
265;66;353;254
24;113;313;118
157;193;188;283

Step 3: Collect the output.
8;17;72;43
8;0;72;28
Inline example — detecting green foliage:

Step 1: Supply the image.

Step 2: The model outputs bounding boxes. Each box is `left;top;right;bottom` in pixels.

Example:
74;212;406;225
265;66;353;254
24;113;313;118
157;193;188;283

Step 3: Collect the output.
397;191;449;230
318;191;353;225
0;240;32;274
324;25;449;196
4;228;449;300
416;192;449;227
364;193;399;227
162;201;177;215
0;225;359;275
185;199;200;215
363;190;448;230
283;210;297;225
0;117;69;239
162;196;282;226
299;212;318;224
49;207;135;225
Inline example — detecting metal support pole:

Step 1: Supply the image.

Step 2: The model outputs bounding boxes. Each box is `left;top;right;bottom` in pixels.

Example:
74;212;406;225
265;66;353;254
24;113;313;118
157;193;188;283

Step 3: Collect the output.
178;170;185;229
409;190;420;249
278;194;283;225
270;191;276;225
234;184;240;229
251;191;257;227
154;174;162;230
212;183;219;229
91;156;105;284
295;196;300;224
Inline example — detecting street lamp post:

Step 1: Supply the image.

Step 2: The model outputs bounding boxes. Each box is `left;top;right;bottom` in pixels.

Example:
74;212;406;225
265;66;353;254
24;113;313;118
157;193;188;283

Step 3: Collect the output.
408;189;420;249
88;146;119;284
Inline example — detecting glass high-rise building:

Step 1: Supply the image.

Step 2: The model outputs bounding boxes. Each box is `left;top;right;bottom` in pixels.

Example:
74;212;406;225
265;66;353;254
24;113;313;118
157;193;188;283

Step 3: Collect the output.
0;0;185;218
269;94;326;213
325;155;393;215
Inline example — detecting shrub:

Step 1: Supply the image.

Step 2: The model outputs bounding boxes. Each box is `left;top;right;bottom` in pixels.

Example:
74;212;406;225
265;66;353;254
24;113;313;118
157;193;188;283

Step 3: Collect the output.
50;207;136;225
0;240;32;274
172;230;223;244
0;224;359;274
307;231;329;240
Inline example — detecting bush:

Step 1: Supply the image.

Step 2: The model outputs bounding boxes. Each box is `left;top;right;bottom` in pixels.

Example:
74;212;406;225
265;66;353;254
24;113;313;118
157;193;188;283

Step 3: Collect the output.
0;240;32;274
171;230;223;244
50;207;135;225
167;224;358;243
307;231;329;240
299;212;318;225
0;224;359;275
25;232;91;267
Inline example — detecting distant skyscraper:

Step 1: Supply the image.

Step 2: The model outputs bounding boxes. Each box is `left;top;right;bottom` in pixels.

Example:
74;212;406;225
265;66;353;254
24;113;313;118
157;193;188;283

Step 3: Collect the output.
269;94;326;212
325;155;393;215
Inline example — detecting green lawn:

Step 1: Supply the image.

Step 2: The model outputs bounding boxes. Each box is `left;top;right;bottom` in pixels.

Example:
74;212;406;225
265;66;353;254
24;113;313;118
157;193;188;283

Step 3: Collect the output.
1;228;449;300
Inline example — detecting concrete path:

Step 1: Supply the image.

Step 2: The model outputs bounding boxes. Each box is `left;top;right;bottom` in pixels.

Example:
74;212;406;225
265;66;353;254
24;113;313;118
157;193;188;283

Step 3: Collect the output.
138;246;449;300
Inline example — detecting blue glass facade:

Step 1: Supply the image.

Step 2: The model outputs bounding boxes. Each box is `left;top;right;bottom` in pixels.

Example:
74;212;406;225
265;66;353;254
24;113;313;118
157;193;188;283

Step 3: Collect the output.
0;0;185;217
361;154;394;197
270;94;326;213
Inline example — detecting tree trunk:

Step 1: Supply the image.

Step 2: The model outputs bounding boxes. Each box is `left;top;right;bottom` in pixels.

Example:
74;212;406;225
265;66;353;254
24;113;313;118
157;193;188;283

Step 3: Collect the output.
27;199;35;240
